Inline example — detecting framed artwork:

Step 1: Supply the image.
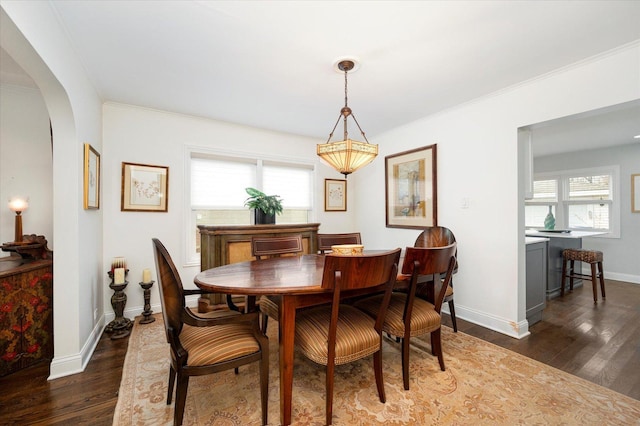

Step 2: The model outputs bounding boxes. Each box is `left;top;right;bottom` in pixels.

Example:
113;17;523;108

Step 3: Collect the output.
325;179;347;211
632;174;640;213
121;162;169;212
385;144;437;229
83;143;100;209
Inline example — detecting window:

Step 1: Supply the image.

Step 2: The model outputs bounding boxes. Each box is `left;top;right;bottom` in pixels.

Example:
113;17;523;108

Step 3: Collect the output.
525;166;619;237
187;150;314;263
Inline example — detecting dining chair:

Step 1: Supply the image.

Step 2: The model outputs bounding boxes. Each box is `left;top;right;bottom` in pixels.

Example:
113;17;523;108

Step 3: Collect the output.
354;243;457;390
413;226;459;332
317;232;362;254
251;235;304;333
152;238;269;426
294;248;401;425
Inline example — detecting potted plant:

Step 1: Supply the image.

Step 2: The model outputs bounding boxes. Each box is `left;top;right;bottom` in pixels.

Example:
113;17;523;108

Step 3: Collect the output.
244;187;283;225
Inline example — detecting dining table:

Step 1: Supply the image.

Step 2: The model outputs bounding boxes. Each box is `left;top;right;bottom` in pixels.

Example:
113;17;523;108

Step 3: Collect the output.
195;254;330;426
194;252;397;426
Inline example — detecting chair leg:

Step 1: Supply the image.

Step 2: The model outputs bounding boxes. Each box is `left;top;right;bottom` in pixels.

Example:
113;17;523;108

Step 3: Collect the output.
174;373;190;426
326;359;335;426
401;335;411;390
590;263;598;303
560;257;568;296
432;328;445;371
598;261;606;299
569;260;576;291
373;349;386;403
448;299;458;332
167;365;176;404
260;341;269;425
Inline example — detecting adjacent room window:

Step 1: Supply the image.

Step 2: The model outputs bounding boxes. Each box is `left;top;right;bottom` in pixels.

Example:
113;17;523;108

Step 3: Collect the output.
525;166;619;237
187;151;314;263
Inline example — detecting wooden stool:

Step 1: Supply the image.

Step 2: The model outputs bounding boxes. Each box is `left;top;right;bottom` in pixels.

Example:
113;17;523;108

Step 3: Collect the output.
560;248;605;303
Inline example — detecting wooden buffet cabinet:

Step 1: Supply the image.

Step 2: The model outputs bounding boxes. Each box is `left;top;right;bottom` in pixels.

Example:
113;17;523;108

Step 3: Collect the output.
0;235;53;377
197;223;320;311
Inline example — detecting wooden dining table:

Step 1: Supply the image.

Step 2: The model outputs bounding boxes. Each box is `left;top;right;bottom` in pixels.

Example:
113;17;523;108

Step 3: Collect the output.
194;254;331;426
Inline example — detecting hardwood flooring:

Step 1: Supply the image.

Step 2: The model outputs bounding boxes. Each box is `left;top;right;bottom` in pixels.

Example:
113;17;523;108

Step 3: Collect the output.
0;279;638;425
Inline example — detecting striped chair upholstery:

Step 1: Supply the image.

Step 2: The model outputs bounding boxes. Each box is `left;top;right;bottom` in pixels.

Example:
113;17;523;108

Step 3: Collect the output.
354;243;457;391
152;238;269;426
560;248;606;302
294;249;401;425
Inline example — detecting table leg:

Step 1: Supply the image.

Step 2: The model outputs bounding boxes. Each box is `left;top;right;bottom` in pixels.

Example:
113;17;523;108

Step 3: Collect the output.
279;295;296;426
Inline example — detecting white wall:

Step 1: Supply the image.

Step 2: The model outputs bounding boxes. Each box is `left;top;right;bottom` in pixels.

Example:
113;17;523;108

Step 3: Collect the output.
534;144;640;283
2;3;104;379
352;43;640;338
0;84;52;249
102;103;358;319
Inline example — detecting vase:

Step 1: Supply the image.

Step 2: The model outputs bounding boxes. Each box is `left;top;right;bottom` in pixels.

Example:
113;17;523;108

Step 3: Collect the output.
254;209;275;225
544;206;555;230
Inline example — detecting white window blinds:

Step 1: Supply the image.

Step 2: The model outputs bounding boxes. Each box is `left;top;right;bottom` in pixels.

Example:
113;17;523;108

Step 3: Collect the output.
191;157;256;209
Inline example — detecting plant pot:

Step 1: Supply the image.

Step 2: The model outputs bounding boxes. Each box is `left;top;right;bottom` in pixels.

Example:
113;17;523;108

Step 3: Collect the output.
254;209;275;225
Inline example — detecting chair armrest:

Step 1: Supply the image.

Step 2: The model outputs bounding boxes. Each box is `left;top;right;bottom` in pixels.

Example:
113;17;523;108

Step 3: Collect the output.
183;288;216;296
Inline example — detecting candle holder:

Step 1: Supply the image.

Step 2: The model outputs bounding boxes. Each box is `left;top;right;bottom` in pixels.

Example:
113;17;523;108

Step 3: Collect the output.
138;280;156;324
105;269;133;339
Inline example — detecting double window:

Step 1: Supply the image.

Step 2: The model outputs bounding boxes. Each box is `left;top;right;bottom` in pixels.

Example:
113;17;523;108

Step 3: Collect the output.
525;166;619;237
187;150;315;263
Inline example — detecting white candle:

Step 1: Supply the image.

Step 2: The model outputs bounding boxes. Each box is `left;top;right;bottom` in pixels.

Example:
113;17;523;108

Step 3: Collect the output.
114;268;125;284
143;268;151;283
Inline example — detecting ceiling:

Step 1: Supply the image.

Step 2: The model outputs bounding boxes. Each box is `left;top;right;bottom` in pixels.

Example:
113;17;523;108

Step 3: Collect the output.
1;1;639;156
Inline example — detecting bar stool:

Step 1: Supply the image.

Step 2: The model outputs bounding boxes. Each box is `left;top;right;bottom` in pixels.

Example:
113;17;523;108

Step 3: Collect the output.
560;248;605;303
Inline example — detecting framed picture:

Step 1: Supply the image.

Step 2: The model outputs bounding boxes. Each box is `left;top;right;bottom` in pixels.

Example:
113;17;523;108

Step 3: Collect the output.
121;162;169;212
83;143;100;209
632;174;640;213
325;179;347;211
385;144;437;229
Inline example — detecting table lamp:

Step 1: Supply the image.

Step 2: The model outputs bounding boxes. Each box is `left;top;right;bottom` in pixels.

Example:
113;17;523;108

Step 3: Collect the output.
8;197;29;244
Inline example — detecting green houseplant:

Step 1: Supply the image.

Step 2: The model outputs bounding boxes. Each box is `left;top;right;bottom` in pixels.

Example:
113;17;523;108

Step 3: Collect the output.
244;187;283;224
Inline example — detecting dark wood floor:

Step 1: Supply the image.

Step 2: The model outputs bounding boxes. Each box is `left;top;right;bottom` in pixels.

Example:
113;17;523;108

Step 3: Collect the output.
1;279;638;425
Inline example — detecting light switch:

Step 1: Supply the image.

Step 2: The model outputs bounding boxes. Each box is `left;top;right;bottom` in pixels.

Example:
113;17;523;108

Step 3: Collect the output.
461;197;469;209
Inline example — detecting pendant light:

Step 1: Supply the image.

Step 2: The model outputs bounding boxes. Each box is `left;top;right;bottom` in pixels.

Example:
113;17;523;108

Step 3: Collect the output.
317;59;378;178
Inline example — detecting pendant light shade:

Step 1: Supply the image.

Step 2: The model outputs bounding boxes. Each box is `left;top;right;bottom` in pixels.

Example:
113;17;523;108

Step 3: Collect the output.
317;60;378;178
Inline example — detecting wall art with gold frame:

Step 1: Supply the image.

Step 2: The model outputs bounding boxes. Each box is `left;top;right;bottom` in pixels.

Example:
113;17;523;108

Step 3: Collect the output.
121;162;169;212
83;143;100;209
385;144;437;229
632;173;640;213
325;178;347;211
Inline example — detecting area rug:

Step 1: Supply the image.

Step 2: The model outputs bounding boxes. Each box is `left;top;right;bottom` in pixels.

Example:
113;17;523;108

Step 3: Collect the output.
113;313;640;425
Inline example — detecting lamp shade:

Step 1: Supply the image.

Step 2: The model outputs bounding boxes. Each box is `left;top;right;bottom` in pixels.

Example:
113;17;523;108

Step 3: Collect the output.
8;198;28;213
317;139;378;177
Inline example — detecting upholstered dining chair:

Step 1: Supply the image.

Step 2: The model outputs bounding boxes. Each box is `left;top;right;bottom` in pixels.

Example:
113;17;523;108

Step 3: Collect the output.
251;235;304;333
295;248;401;425
413;226;459;332
317;232;362;254
152;238;269;426
354;243;457;390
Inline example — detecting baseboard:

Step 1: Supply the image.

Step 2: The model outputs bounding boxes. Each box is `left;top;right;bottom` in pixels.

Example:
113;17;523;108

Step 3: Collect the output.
442;304;531;340
48;316;105;380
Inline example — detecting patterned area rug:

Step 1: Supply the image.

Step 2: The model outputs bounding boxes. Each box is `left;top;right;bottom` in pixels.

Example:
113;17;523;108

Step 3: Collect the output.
113;314;640;425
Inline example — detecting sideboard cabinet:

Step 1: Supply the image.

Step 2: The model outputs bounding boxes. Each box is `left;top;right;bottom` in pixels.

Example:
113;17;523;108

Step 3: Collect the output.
0;257;53;376
197;223;320;311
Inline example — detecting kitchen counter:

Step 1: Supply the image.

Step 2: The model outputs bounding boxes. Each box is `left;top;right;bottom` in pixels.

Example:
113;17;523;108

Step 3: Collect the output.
525;229;605;298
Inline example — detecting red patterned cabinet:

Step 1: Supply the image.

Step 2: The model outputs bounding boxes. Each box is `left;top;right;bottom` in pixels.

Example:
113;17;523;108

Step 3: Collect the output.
0;257;53;376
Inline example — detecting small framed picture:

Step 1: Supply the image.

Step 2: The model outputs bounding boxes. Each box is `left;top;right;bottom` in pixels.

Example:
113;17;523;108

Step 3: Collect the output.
385;144;437;229
121;162;169;212
83;143;100;210
325;179;347;211
632;173;640;213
